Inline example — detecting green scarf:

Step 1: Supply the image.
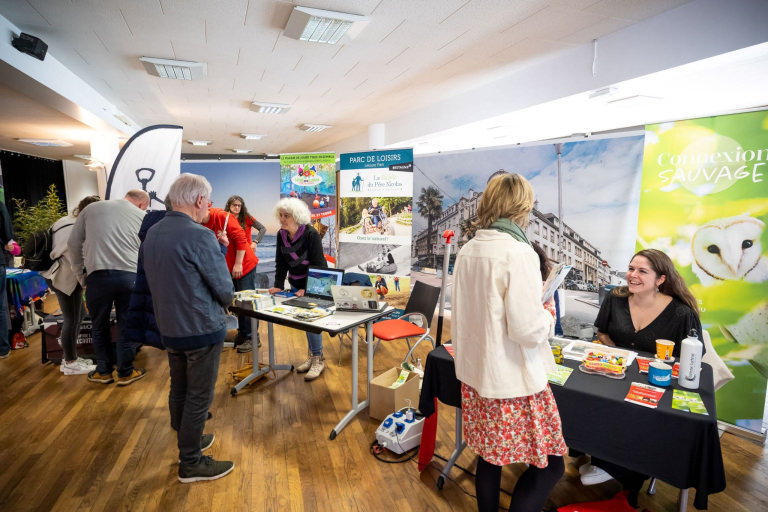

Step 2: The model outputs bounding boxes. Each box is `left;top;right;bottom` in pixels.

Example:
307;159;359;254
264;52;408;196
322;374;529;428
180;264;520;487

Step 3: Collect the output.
490;218;531;247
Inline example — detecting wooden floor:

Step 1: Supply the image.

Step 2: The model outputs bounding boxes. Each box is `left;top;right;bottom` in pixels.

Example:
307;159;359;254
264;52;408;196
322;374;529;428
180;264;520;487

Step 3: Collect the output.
0;302;766;511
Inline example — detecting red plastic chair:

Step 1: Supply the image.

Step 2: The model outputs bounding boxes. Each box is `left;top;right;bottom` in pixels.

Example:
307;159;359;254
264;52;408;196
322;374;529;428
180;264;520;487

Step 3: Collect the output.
372;280;441;364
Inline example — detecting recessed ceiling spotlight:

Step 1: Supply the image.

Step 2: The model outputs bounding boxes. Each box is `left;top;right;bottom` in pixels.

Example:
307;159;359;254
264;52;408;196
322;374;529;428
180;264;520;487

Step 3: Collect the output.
139;57;206;80
232;148;252;154
284;6;368;44
188;140;213;146
251;102;291;114
16;138;73;147
240;133;266;140
300;124;332;133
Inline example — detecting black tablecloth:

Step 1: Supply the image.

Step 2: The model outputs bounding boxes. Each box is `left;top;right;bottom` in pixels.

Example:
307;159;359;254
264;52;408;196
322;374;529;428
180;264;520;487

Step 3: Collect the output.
418;345;726;510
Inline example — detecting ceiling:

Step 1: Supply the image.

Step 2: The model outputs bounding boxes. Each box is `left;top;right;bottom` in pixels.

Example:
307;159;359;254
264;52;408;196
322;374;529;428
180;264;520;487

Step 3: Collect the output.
0;0;766;163
0;0;704;161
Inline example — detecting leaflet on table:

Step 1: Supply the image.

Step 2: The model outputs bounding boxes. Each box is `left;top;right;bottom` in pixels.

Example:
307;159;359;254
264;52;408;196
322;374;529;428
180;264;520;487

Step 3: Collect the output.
546;364;573;386
265;305;332;321
554;338;637;367
671;389;708;415
542;263;572;303
624;382;666;409
637;356;680;378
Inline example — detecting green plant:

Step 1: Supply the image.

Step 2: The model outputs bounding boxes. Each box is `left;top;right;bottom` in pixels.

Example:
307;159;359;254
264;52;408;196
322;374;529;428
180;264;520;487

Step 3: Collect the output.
12;184;67;246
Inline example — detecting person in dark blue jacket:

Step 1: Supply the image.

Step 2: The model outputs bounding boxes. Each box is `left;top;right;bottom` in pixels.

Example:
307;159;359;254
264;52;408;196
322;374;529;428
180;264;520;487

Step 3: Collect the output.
143;174;235;483
124;201;170;350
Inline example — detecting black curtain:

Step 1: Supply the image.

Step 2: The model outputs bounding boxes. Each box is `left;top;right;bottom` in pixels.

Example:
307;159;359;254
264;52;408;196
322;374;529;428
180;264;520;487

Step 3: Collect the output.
0;150;66;215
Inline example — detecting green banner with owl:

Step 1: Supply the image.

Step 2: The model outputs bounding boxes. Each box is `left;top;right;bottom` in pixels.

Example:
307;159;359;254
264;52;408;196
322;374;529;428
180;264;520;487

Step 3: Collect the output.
638;110;768;432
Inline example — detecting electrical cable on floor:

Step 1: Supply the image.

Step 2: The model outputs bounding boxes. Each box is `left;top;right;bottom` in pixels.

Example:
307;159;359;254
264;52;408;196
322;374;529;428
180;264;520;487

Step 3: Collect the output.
369;439;419;464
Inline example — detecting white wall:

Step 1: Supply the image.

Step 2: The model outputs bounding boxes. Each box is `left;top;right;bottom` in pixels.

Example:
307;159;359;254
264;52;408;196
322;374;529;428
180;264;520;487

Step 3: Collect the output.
62;160;98;211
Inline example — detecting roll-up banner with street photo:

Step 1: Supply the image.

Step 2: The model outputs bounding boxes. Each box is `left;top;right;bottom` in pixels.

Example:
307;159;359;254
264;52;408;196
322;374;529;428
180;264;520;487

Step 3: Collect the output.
637;110;768;433
280;153;337;261
411;136;645;331
338;149;413;311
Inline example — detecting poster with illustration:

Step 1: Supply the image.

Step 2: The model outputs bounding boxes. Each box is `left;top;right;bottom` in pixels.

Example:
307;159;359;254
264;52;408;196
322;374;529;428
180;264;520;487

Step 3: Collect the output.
338;149;413;310
637;110;768;432
280;153;337;258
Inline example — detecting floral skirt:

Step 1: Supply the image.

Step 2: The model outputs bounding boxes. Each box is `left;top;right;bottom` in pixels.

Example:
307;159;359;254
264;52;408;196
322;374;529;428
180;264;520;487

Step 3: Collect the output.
461;383;567;467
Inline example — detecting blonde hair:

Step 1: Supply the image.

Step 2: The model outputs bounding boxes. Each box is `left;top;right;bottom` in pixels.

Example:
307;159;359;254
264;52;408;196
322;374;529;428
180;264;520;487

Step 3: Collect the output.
474;173;535;229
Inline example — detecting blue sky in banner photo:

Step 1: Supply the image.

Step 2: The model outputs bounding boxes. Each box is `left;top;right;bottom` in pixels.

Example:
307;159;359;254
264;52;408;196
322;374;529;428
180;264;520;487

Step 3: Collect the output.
412;135;645;269
180;160;281;233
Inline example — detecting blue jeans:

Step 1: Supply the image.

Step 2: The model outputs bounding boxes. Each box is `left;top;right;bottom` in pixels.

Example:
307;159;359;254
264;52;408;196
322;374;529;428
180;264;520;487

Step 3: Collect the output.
234;266;257;338
167;338;224;464
291;286;322;355
85;270;136;376
46;280;84;362
0;265;8;356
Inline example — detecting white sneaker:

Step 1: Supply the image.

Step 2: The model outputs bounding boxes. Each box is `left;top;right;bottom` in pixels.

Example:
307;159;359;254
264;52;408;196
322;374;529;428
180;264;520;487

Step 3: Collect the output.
61;358;97;375
579;464;614;486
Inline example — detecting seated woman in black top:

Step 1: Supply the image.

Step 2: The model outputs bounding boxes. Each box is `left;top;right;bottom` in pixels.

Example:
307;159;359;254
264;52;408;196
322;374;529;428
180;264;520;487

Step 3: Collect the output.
581;248;704;504
595;248;703;358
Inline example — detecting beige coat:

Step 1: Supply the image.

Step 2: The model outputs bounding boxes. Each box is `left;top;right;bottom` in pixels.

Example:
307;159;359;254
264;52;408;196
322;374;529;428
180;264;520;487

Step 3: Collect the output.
451;229;555;399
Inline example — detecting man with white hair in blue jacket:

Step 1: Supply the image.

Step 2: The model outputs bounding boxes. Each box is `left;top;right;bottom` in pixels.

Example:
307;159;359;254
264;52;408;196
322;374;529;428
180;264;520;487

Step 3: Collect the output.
143;173;235;483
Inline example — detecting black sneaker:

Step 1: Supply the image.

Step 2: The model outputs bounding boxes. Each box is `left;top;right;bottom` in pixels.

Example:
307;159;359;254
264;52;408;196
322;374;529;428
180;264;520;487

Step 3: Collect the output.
201;433;215;451
178;456;234;483
236;340;253;353
232;332;249;346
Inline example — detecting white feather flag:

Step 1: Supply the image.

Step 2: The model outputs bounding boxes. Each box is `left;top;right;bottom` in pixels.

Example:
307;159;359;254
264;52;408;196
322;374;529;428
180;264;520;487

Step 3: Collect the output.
105;124;182;208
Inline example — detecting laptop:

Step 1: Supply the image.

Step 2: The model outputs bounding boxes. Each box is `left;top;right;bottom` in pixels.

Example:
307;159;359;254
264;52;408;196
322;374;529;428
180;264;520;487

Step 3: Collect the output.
282;267;344;309
331;285;386;312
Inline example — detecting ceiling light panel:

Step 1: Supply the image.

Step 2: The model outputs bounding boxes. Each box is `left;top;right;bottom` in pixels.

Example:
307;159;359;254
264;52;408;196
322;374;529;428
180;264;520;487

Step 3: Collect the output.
251;102;291;114
300;124;332;132
188;140;212;146
16;138;73;147
284;6;368;44
139;57;206;80
232;148;252;153
240;133;265;140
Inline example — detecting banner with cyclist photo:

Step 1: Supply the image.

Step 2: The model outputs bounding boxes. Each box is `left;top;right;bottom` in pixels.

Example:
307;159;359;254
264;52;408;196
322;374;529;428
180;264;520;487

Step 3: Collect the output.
338;149;413;310
280;152;337;259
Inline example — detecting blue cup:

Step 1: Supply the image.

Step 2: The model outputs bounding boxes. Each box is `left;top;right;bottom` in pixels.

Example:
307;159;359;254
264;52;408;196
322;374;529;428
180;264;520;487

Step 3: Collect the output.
648;361;672;387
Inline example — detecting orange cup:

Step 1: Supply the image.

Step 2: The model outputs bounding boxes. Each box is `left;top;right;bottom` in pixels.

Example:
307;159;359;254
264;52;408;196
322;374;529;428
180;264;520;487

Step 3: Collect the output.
655;339;675;360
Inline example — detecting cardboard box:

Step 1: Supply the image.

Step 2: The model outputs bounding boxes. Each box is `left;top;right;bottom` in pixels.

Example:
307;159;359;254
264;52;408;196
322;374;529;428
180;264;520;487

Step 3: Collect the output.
369;367;420;421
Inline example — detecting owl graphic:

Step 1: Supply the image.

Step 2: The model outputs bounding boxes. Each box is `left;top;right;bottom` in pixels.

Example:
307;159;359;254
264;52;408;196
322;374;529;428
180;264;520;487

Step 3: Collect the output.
691;215;768;286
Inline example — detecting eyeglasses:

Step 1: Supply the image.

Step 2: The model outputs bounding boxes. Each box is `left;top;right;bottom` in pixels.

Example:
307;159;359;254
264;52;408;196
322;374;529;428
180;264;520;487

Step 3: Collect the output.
231;203;242;208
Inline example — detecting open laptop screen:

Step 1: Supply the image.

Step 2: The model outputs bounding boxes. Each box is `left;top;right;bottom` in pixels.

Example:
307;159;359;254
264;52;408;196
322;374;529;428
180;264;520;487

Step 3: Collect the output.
305;267;344;299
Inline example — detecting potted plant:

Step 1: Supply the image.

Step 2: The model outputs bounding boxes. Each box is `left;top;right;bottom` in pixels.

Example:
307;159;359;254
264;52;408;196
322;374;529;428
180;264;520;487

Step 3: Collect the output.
11;184;67;247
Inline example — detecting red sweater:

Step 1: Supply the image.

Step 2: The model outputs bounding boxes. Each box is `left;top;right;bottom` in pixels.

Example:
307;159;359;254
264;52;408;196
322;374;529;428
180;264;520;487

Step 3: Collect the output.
202;208;258;276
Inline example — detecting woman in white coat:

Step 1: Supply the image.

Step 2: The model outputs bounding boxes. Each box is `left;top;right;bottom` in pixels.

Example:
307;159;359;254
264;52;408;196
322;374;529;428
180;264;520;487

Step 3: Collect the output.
452;173;565;511
41;195;100;375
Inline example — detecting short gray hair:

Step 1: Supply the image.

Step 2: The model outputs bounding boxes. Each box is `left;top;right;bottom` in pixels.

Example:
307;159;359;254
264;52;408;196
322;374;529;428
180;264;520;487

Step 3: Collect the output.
167;173;212;207
274;197;311;225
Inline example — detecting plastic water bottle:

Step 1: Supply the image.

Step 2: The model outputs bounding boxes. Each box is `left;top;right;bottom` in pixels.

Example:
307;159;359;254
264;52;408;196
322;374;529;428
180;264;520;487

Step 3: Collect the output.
679;329;703;390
